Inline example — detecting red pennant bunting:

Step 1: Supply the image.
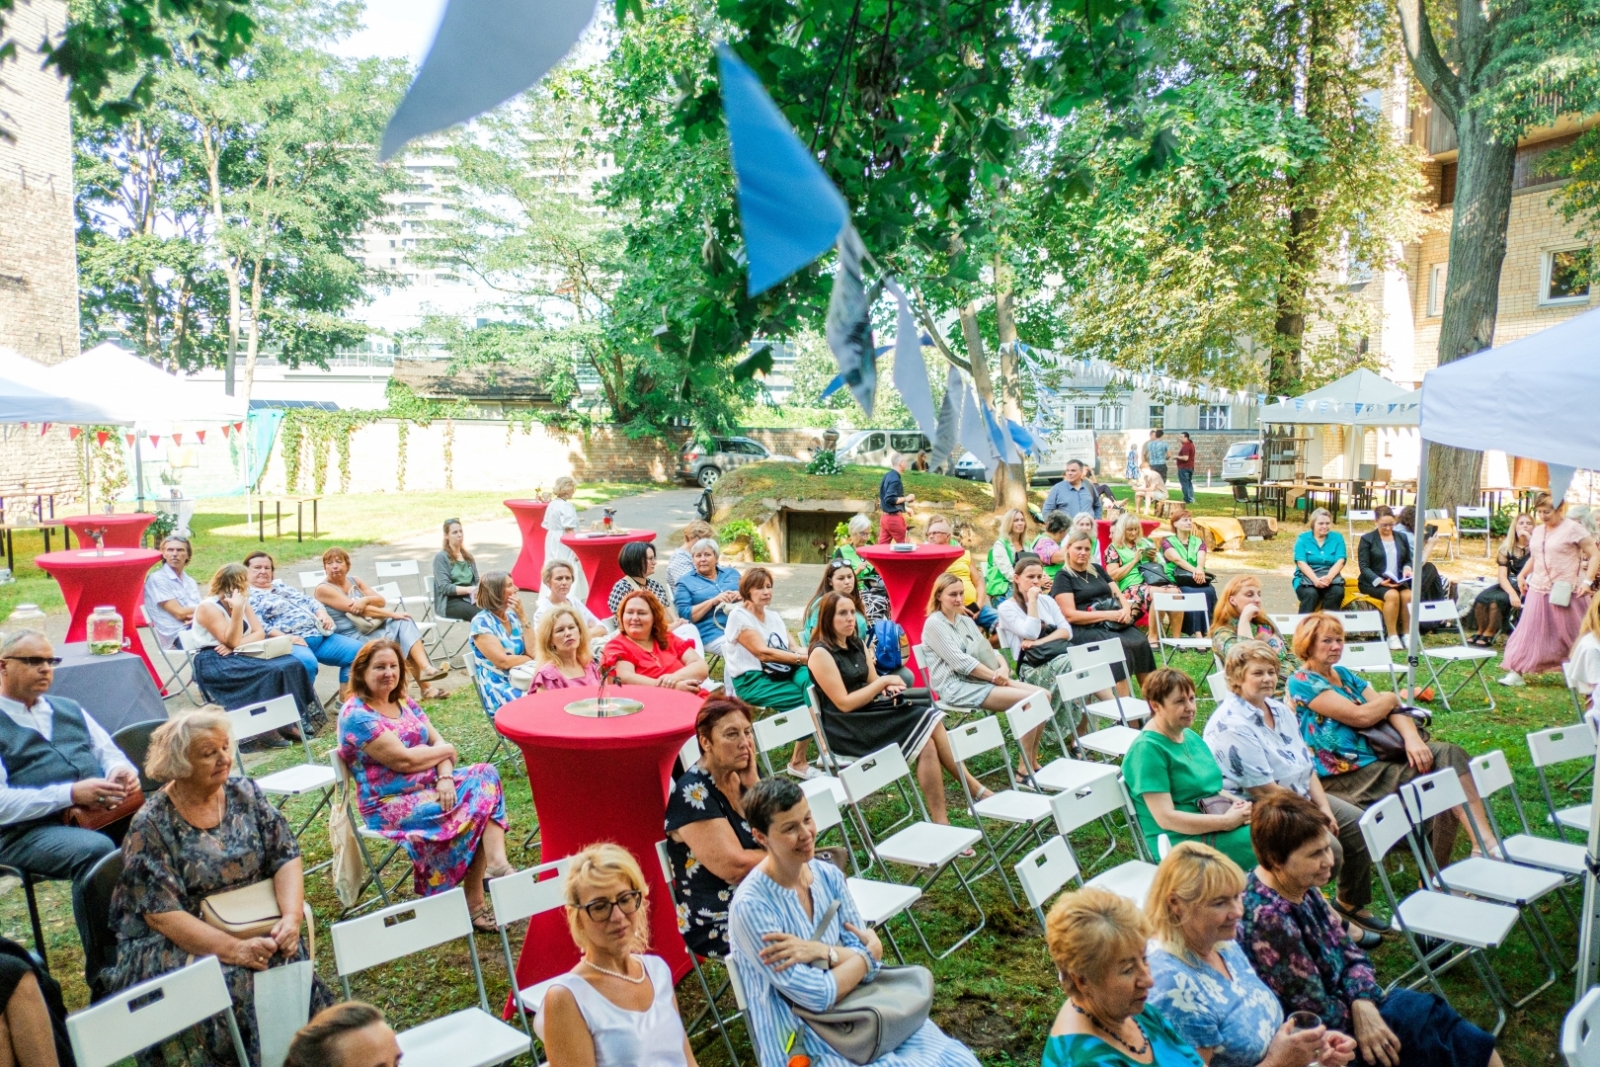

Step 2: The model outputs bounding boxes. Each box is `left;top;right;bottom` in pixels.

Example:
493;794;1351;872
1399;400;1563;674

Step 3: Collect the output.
234;421;244;434
196;430;206;443
69;427;81;441
39;422;52;436
172;433;182;446
222;424;232;437
149;435;160;447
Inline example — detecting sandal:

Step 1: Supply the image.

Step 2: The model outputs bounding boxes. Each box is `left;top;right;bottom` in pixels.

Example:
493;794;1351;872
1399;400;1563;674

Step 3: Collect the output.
471;904;497;933
1332;900;1388;935
974;787;996;802
420;686;447;701
418;665;450;682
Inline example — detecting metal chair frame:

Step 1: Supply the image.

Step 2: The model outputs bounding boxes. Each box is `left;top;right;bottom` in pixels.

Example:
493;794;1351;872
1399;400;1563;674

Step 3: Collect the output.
654;841;743;1066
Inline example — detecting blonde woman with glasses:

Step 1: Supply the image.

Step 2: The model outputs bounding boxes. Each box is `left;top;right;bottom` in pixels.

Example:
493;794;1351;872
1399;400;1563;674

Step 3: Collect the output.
538;843;696;1066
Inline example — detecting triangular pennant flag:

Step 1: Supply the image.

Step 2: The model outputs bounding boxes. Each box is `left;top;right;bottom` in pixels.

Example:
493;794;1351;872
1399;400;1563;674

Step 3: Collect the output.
885;279;936;437
120;433;131;447
824;226;877;415
717;46;850;295
929;364;961;471
819;374;846;401
959;378;998;477
379;0;599;160
39;422;51;436
172;433;182;446
222;423;233;437
196;430;206;444
1007;420;1036;457
234;422;244;433
1550;463;1578;503
69;427;81;441
148;435;160;447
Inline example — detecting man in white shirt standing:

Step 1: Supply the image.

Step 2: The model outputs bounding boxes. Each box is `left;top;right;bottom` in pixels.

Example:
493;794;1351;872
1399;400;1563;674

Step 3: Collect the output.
0;629;140;962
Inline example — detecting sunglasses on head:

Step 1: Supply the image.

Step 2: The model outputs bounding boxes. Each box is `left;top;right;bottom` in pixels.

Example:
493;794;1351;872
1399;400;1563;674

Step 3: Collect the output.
572;889;644;923
3;657;61;668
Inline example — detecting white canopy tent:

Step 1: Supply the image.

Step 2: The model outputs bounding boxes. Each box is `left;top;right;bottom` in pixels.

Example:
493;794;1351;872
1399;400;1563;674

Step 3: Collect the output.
0;372;130;425
1403;305;1600;1004
1258;367;1420;427
49;343;248;428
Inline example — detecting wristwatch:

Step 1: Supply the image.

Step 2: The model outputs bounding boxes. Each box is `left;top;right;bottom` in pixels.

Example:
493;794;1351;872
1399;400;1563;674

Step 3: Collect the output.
827;946;839;968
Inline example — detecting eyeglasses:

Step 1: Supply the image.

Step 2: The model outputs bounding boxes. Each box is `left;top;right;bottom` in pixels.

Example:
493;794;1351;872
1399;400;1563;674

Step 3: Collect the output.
572;889;644;923
2;657;61;668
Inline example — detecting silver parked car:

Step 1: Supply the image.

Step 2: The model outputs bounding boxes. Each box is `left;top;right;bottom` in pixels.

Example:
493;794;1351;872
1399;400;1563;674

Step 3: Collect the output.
678;436;790;488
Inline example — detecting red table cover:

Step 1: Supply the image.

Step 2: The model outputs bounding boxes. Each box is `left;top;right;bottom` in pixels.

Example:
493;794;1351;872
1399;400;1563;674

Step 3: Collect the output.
1094;518;1163;559
494;684;701;989
561;530;657;621
62;513;157;550
856;544;963;685
502;499;551;591
34;548;162;683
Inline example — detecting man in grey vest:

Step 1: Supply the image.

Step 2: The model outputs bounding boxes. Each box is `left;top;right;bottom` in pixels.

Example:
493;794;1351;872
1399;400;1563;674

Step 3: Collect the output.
0;630;140;956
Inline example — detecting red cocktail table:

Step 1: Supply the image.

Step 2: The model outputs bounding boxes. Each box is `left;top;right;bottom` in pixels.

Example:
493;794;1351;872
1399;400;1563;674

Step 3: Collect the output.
34;548;162;683
856;544;963;684
62;513;157;550
1094;518;1162;558
494;684;701;988
503;499;551;591
562;530;657;621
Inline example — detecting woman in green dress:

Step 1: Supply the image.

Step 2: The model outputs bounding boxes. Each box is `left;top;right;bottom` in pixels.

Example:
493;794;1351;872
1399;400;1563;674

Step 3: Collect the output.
1041;885;1206;1067
986;508;1031;602
1122;669;1256;871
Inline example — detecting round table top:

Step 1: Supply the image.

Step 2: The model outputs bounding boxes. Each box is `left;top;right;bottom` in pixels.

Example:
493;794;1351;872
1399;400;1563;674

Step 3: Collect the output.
560;529;658;549
503;498;551;510
35;548;161;571
856;544;964;566
494;683;699;749
59;514;157;528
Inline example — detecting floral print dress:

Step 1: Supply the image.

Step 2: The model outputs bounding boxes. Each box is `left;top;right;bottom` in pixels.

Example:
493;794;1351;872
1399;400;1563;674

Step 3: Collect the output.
338;697;507;896
663;763;757;958
107;779;334;1067
470;610;525;717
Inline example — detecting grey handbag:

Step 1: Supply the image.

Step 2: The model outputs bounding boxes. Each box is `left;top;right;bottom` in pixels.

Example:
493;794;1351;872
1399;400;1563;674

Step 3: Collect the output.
785;900;933;1064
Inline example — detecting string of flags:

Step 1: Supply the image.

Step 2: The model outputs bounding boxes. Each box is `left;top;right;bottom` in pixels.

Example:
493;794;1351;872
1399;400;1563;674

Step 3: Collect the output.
11;422;245;444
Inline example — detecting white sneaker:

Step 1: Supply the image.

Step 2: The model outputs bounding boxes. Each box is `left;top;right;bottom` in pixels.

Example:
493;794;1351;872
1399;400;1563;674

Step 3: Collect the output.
1498;671;1525;687
1387;635;1403;651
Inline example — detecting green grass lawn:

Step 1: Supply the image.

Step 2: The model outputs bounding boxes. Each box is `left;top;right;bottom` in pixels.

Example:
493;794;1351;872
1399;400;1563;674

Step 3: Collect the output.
0;640;1583;1067
0;483;647;622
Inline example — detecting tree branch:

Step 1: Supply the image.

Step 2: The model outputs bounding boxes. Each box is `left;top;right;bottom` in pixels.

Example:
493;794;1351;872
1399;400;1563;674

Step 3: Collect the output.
913;299;972;374
1396;0;1461;124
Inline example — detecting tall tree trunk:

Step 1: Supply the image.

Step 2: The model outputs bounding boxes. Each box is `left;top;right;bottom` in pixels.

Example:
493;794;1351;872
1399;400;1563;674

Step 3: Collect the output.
1269;198;1317;396
1428;105;1517;509
200;126;242;394
959;302;1027;511
242;258;264;407
992;257;1030;507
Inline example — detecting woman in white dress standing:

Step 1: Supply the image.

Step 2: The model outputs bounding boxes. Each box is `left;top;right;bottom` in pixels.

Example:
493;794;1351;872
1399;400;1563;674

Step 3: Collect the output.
543;476;588;605
537;842;696;1066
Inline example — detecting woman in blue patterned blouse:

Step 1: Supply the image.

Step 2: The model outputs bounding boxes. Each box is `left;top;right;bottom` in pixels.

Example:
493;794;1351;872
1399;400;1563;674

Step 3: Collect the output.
728;776;978;1067
1237;792;1501;1067
1145;841;1355;1067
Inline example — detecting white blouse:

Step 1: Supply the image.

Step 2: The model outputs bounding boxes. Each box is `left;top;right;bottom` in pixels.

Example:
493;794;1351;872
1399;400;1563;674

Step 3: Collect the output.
536;955;688;1067
994;593;1071;659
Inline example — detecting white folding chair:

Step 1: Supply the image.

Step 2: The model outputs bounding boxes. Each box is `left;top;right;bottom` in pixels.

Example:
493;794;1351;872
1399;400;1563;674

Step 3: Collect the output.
1456;506;1493;559
1360;794;1520;1035
839;744;985;958
1047;775;1157;908
1347;508;1376;542
487;856;570;1046
1066;640;1151;730
1270;613;1311;636
1015;834;1082;928
911;643;981;723
152;626;203;705
225;694;336;838
947;714;1054;902
1467;750;1583;926
1330;610;1386;640
1058;662;1143;761
1416;599;1496;712
298;569;326;590
678;732;702;773
752;706;847;808
331;750;409;917
1005;688;1113;792
1528;721;1599;842
1335;640;1401;694
1565;986;1600;1067
332;888;531;1065
1399;769;1563;992
802;777;921;964
1205;672;1230;702
1150;592;1213;667
66;955;250;1067
652;842;744;1066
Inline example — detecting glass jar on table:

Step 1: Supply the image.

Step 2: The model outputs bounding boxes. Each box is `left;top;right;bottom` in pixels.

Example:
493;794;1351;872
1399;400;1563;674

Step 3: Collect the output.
88;604;125;655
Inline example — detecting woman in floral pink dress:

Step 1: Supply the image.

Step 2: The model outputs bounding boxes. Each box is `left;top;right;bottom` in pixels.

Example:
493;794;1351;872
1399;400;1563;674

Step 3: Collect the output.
338;639;512;929
530;604;601;691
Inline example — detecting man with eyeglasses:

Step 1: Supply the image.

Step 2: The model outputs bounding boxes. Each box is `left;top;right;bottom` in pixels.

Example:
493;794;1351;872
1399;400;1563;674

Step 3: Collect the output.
0;629;140;963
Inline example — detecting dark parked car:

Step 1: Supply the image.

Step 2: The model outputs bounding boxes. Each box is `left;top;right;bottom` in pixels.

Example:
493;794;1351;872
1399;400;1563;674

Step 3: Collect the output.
678;436;793;487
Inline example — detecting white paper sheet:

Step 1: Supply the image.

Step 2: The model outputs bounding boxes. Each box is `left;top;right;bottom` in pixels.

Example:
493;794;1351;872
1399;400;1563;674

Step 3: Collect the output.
254;960;313;1067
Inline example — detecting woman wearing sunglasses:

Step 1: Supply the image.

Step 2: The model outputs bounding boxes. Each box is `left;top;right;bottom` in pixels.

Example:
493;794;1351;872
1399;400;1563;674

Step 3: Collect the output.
537;842;696;1066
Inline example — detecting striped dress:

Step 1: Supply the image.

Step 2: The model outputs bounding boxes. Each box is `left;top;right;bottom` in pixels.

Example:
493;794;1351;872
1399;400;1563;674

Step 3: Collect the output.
728;860;979;1067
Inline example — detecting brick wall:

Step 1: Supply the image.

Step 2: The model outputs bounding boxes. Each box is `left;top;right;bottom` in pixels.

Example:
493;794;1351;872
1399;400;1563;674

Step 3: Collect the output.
0;424;82;504
0;0;80;365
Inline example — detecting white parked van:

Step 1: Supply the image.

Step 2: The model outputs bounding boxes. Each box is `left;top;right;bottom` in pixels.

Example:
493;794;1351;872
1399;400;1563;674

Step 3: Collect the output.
834;429;931;467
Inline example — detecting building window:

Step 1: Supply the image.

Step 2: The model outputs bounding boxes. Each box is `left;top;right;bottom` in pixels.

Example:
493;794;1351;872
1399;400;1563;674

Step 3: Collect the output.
1074;406;1096;431
1427;263;1447;317
1074;405;1124;430
1199;405;1230;431
1542;248;1592;305
1148;405;1164;430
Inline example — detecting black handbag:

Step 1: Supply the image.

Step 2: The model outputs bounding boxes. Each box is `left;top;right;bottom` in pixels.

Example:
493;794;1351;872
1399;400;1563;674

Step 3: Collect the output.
1020;639;1073;668
1361;706;1432;763
1138;562;1172;587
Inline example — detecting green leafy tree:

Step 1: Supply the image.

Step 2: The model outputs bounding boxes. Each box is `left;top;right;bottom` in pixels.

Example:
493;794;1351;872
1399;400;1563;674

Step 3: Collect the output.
1396;0;1600;506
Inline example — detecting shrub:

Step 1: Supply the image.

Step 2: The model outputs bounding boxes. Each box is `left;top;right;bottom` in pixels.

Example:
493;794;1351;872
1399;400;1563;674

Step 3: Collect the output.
717;518;770;562
806;449;843;476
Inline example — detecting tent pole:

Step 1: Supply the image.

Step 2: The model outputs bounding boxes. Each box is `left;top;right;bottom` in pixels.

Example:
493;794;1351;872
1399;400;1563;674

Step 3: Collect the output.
1405;438;1426;696
133;431;146;514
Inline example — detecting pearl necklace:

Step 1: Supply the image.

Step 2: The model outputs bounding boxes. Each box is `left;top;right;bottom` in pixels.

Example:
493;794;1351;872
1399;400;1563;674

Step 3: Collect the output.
582;953;646;984
1070;1000;1149;1056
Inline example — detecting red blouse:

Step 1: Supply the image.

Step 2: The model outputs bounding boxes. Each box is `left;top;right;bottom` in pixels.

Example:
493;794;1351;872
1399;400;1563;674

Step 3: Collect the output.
601;632;697;678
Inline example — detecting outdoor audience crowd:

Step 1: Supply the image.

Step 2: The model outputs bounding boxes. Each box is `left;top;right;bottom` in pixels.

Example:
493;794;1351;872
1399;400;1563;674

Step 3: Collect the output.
2;468;1591;1067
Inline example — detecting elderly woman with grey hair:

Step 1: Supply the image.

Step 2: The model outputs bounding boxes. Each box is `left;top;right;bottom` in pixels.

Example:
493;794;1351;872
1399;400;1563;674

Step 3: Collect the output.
108;710;333;1066
1292;508;1347;613
673;538;742;656
833;513;890;622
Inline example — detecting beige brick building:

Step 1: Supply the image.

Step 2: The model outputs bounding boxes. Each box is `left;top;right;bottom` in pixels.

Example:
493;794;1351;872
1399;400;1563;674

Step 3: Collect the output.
0;0;85;504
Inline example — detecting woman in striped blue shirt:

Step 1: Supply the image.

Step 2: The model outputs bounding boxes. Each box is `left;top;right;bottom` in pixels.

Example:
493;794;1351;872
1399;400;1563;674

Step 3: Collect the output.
728;777;979;1067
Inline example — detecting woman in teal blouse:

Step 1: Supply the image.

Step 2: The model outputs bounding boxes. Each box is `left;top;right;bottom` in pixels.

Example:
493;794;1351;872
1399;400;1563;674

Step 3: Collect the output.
1291;509;1347;612
1122;669;1256;871
1042;885;1206;1067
